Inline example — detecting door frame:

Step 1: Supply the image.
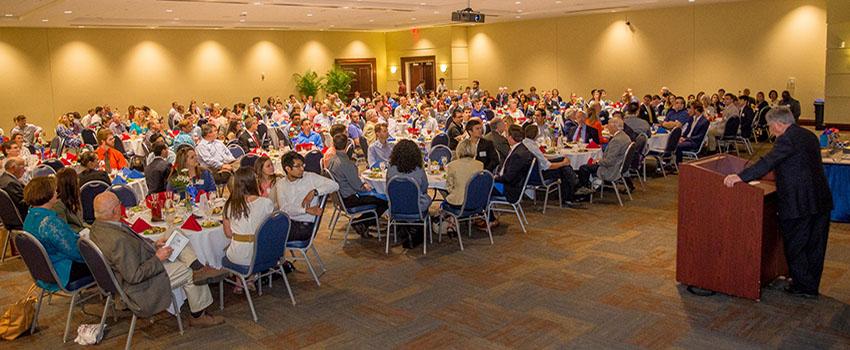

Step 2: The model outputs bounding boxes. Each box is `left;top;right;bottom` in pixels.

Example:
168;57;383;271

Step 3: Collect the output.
400;55;436;94
334;58;377;97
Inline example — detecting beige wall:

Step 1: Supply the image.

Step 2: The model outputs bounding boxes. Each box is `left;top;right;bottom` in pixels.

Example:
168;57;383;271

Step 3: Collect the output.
466;0;828;121
385;26;453;92
825;0;850;124
0;28;387;135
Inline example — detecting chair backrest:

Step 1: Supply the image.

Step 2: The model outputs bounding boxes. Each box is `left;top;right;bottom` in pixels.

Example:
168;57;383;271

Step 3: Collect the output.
275;128;294;149
248;211;291;274
43;159;65;171
358;136;369;157
387;177;425;220
0;189;24;230
631;133;648;169
663;127;682;154
32;164;56;178
81;129;98;146
81;181;110;224
503;158;536;205
428;145;452;165
304;150;323;174
49;137;64;155
257;123;269;148
430;133;449;148
298;195;328;249
14;231;64;291
723;116;741;138
112;135;127;155
240;154;259;168
459;171;494;215
110;185;138;208
525;159;545;186
77;238;123;297
228;144;245;158
620;142;637;175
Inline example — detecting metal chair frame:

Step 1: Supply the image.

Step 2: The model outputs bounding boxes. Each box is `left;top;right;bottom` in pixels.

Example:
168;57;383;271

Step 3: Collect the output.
489;159;536;234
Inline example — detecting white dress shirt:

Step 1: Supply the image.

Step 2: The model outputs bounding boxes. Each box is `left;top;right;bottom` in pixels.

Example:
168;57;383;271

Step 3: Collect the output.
274;172;339;223
195;138;235;169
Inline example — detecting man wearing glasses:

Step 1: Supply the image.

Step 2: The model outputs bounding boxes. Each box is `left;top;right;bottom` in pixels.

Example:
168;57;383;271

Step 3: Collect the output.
274;152;339;242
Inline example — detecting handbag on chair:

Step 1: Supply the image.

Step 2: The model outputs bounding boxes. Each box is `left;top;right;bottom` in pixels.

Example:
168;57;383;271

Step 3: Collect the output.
0;284;37;340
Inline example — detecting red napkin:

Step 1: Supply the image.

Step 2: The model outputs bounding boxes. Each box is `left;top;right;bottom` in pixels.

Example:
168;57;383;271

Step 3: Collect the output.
65;153;78;161
145;192;166;209
170;130;180;137
130;218;153;233
587;158;595;165
194;190;207;202
121;133;131;141
120;204;127;218
587;140;600;149
539;145;547;153
181;215;202;231
295;143;309;151
60;158;72;166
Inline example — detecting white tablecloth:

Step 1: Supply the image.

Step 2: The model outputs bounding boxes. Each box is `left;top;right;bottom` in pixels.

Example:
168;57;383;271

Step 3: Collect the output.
124;178;148;203
647;133;670;152
544;148;604;170
361;169;447;195
123;137;145;156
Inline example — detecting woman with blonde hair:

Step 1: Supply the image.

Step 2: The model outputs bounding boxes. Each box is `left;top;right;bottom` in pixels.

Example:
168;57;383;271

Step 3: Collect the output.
56;113;82;148
444;139;484;207
129;110;148;135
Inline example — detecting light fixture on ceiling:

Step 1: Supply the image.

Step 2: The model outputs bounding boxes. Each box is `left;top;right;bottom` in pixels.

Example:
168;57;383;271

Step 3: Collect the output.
77;25;84;28
64;10;72;14
307;13;313;17
253;1;262;5
390;65;398;74
165;9;173;13
555;0;562;3
689;0;695;2
411;17;417;20
439;64;447;73
41;19;48;22
4;14;13;17
515;1;521;4
368;19;374;22
173;17;180;21
239;19;246;22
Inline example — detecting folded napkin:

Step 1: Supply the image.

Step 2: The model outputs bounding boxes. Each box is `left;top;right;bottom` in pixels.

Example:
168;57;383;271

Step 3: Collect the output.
181;215;202;231
122;168;144;179
194;190;207;202
587;158;595;165
295;143;311;152
111;176;127;185
130;218;153;234
65;152;78;162
656;127;668;134
120;204;128;218
60;158;73;166
121;133;131;141
170;130;180;137
539;145;547;153
587;141;600;149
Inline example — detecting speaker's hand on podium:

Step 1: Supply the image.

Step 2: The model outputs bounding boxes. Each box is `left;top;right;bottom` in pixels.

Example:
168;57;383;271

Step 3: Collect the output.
723;174;742;188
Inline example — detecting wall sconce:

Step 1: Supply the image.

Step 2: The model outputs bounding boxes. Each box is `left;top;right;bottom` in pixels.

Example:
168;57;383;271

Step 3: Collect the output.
439;64;448;73
390;65;398;74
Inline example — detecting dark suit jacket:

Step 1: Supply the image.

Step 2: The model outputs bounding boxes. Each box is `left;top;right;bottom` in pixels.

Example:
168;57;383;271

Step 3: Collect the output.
739;124;833;220
474;138;500;172
0;172;27;222
145;157;171;195
639;103;658;124
89;220;171;318
682;115;710;146
79;169;111;187
565;123;600;144
238;130;261;152
484;131;510;162
447;121;464;151
495;143;533;203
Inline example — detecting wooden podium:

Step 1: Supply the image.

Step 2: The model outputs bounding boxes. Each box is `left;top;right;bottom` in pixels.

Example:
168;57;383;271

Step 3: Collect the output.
676;154;787;300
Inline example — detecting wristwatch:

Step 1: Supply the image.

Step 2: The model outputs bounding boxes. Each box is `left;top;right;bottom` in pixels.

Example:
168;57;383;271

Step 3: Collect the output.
312;189;319;197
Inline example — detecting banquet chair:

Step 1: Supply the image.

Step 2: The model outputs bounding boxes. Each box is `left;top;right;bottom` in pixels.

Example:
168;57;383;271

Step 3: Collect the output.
438;171;495;251
113;135;129;156
718;117;742;156
324;170;382;246
430;133;449;149
240;154;259;168
286;195;328;287
228;144;245;158
304;150;323;174
358;136;369;159
525;160;561;213
0;189;24;263
257;123;269;149
81;181;110;224
386;177;431;254
680;135;707;162
222;211;294;322
32;164;56;178
591;142;635;207
77;238;183;350
489;159;536;233
626;133;648;189
43;158;65;171
49;137;65;157
109;185;138;207
647;126;682;177
275;128;294;150
428;145;452;165
14;231;96;343
81;129;98;146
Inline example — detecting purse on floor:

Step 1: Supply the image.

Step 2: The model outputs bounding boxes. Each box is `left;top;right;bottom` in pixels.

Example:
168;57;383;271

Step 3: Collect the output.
0;284;38;341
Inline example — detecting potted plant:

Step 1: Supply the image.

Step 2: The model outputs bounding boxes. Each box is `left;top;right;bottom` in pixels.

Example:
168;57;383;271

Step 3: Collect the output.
323;65;354;98
292;69;324;98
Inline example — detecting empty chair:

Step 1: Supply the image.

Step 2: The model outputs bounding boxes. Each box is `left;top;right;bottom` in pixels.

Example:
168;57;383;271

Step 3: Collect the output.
430;133;449;149
81;129;98;146
257;123;269;149
626;133;649;188
0;189;24;262
112;135;128;156
303;150;323;174
438;171;495;251
386;177;431;254
14;231;95;343
719;116;743;156
32;164;56;178
228;144;245;158
77;238;183;350
81;181;110;224
489;159;536;233
428;145;452;165
222;211;294;322
109;185;138;208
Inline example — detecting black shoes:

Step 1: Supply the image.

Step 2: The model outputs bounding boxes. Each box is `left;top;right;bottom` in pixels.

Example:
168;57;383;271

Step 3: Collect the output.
784;285;818;299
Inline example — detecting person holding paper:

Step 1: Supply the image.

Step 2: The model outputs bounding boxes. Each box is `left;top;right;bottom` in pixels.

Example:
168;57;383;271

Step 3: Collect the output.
222;168;274;294
723;106;833;299
89;192;226;327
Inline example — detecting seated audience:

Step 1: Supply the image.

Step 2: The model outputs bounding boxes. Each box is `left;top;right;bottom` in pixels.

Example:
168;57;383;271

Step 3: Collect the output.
676;101;710;163
484;117;510;161
23;176;90;290
577;117;632;191
565;110;601;144
522;125;582;208
78;151;111;186
11;114;43;147
253;156;278;204
195;124;237;185
465;119;499;172
707;93;741;152
146;135;176;165
89;191;225;326
95;128;128;171
623;102;651;139
238;117;262;152
0;157;29;220
662;96;690;130
327;133;387;236
55;113;83;149
53;168;87;232
292;118;324;149
367;123;393;167
494;125;534;203
172;119;196;151
387;139;431;248
445;139;484;207
363;109;379;144
446;110;465;150
145;142;172;195
222;167;274;293
274;152;339;241
168;147;217;196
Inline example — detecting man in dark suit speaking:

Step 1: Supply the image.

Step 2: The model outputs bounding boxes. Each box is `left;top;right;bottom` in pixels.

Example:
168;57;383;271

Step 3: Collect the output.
723;106;832;298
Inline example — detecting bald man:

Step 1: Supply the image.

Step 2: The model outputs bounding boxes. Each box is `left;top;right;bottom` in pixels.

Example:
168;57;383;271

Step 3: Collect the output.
0;157;28;220
88;192;225;326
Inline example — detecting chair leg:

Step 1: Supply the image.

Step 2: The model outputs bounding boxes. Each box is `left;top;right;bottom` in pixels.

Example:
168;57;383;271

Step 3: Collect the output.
98;295;112;331
278;268;296;305
385;222;392;255
311;245;327;273
342;221;352;246
613;182;624;206
438;215;443;243
62;291;77;343
327;210;338;238
239;276;259;322
301;250;321;287
624;179;633;200
542;188;549;213
1;232;9;263
518;204;529;225
171;297;184;335
485;213;494;245
124;315;137;350
219;281;225;311
31;289;45;334
455;216;464;251
422;220;428;255
557;185;563;208
513;204;527;233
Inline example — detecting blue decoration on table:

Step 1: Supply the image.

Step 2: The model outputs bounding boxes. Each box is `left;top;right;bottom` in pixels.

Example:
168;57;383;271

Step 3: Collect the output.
186;185;199;203
656;127;668;134
111;176;127;185
820;134;830;148
122;168;144;179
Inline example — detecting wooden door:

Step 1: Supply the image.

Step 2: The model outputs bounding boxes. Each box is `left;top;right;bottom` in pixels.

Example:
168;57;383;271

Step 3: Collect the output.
401;56;436;96
335;58;376;100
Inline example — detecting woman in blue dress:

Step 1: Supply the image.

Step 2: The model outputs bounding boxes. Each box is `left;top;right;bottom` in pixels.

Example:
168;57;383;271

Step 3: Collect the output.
167;146;217;199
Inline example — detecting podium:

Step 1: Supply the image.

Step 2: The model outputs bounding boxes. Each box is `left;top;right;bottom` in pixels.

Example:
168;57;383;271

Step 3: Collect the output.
676;154;787;300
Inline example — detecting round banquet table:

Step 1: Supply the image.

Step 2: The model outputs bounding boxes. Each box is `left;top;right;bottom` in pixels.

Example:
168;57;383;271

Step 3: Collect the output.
389;134;432;150
647;133;670;152
361;169;447;195
124;178;148;204
823;156;850;222
543;147;604;170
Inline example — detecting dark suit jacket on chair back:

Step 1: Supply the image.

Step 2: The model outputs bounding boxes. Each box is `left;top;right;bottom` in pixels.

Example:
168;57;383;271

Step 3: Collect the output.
495;143;534;203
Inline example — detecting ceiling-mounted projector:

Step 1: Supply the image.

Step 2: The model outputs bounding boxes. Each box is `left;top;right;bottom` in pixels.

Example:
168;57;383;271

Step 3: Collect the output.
452;8;485;23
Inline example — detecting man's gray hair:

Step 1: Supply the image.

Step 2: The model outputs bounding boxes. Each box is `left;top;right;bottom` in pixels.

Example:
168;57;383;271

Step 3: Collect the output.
3;157;22;171
608;117;625;131
765;106;795;125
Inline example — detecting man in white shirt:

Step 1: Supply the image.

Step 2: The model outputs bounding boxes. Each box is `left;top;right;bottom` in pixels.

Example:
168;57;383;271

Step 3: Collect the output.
313;105;333;131
393;97;413;120
436;77;448;95
11;115;43;147
367;123;393;167
195;124;237;184
521;124;582;208
377;105;392;124
274;152;339;241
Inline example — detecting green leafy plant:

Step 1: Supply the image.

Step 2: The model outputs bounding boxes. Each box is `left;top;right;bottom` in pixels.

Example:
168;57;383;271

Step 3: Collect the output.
292;69;324;98
323;65;354;97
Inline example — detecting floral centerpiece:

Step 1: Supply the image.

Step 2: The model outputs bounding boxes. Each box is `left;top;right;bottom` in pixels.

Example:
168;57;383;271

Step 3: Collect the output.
169;169;193;210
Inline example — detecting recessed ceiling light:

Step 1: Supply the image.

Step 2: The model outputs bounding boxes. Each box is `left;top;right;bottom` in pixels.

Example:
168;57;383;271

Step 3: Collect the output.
517;9;523;13
77;25;85;28
515;15;521;18
329;24;335;27
149;26;157;29
239;19;246;22
556;0;562;3
343;6;350;9
165;9;173;13
515;1;521;4
411;17;417;20
433;11;439;14
41;19;48;22
419;2;426;5
4;14;13;17
241;11;248;15
63;10;72;14
368;19;374;22
253;1;262;4
689;0;695;2
306;13;313;17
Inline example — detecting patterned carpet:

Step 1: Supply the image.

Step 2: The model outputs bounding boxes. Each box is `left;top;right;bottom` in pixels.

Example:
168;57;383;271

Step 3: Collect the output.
2;146;849;349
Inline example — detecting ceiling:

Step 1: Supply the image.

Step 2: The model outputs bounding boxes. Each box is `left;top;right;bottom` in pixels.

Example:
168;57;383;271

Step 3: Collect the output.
0;0;742;31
